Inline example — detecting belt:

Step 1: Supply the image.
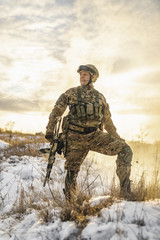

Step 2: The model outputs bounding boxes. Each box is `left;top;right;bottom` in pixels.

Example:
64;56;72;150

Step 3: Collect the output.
68;122;99;134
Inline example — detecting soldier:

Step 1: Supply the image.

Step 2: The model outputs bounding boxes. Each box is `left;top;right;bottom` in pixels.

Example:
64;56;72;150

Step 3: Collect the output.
45;64;133;202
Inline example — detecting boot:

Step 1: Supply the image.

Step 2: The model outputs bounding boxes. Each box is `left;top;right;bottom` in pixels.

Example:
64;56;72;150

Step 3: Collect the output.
120;179;136;201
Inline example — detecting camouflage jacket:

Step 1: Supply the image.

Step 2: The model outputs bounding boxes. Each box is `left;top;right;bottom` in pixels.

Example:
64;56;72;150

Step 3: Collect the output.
46;85;120;138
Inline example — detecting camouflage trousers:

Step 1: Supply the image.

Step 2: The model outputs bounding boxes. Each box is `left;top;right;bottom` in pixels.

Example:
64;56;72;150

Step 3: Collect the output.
64;129;133;201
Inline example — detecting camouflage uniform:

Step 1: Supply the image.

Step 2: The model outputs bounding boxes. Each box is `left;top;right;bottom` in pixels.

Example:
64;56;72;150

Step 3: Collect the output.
46;83;133;201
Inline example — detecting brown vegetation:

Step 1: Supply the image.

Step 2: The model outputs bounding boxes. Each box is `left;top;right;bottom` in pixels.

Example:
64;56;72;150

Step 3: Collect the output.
0;130;46;158
0;130;160;228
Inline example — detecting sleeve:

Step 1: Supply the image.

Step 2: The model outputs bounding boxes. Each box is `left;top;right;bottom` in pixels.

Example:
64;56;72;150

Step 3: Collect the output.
102;95;120;138
46;91;68;134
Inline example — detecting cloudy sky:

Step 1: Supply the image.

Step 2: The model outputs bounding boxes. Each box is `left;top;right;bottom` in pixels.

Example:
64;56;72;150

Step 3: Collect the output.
0;0;160;142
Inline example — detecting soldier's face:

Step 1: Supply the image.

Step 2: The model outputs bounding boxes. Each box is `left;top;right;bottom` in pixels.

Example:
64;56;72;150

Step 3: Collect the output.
80;71;90;86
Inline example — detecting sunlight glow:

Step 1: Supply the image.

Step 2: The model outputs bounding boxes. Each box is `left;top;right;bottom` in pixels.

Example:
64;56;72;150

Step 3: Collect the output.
1;0;159;143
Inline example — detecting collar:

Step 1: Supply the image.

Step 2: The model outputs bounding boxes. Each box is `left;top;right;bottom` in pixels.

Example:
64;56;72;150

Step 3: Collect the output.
80;83;94;90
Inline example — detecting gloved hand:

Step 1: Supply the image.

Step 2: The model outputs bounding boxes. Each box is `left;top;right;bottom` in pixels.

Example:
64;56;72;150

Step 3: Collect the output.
45;132;53;143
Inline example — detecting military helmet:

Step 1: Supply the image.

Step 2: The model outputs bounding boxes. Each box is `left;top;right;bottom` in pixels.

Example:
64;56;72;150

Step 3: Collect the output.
77;64;99;83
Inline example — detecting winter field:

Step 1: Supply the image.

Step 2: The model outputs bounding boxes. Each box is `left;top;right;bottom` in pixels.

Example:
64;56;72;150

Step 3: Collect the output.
0;131;160;240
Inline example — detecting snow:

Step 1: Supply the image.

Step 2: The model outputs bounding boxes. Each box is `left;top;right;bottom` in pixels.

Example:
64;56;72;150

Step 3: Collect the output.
82;200;160;240
0;215;78;240
0;139;160;240
88;195;111;207
0;140;9;149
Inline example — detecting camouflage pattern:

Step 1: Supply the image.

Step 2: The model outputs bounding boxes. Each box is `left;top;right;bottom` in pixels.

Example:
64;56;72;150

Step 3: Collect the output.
64;129;132;200
64;129;126;171
46;84;120;138
46;84;133;201
65;169;78;202
116;146;133;197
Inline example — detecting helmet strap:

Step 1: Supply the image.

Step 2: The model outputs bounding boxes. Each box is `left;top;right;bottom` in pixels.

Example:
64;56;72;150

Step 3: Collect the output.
87;73;93;85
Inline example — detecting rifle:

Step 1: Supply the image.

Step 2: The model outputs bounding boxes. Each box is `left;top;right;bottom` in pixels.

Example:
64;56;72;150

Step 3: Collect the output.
43;118;62;187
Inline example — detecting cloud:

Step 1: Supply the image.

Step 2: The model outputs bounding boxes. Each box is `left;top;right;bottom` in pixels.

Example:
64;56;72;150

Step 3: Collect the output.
1;0;160;71
55;0;75;6
130;97;160;116
0;0;75;67
0;73;10;82
0;91;52;113
0;92;38;112
63;0;160;73
117;99;160;116
0;0;160;139
135;71;160;86
112;58;134;73
115;71;160;116
0;55;13;67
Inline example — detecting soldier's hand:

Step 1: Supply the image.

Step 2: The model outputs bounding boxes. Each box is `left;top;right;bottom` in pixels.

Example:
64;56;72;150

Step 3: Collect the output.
45;132;53;143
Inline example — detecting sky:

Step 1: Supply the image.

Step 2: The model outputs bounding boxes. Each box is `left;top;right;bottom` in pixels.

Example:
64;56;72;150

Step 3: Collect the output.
0;0;160;142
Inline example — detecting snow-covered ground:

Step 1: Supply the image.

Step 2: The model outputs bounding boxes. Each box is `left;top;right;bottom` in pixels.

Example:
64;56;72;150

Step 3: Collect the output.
0;139;160;240
0;139;10;149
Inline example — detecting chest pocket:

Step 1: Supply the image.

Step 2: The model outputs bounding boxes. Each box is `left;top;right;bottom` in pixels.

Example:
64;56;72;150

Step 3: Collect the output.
69;87;102;120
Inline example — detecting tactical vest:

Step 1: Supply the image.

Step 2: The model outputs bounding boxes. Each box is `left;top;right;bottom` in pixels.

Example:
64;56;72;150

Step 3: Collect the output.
69;87;102;121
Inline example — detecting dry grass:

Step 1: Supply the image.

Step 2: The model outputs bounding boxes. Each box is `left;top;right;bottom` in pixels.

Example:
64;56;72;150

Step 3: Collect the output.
131;169;160;201
10;181;114;228
60;193;114;228
11;182;63;222
4;165;160;230
1;131;160;229
0;131;46;158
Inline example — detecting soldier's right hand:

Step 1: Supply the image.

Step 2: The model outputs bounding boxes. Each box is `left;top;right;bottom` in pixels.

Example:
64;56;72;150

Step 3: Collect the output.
45;132;53;143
